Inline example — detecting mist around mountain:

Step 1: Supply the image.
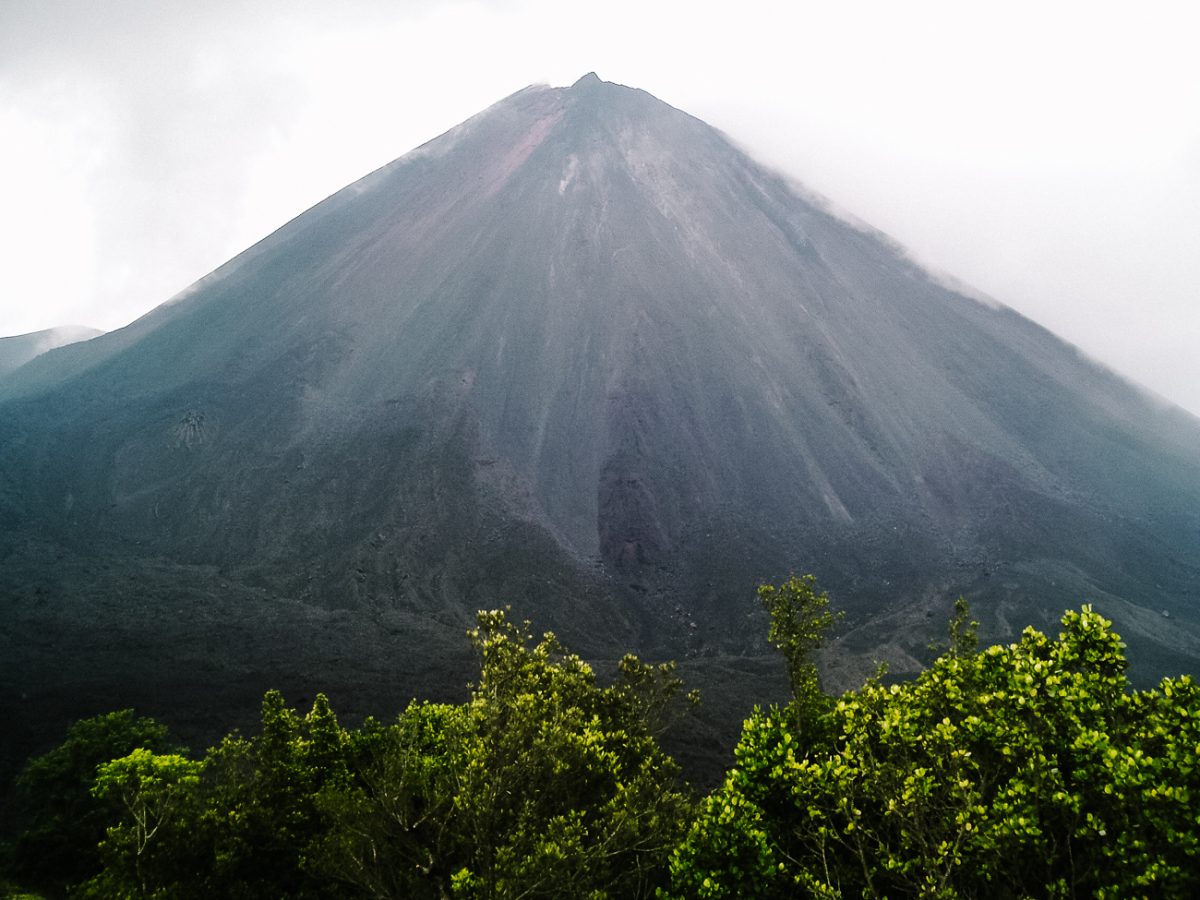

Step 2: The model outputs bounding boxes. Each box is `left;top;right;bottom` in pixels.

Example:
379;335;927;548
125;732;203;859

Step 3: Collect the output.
0;326;102;379
1;74;1198;785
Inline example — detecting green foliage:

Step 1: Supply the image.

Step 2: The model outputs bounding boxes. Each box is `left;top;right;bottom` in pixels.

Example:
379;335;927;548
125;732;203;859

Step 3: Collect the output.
79;750;201;898
757;575;838;726
174;690;357;898
946;596;979;657
461;610;691;898
669;605;1200;898
23;611;690;898
0;884;45;900
310;701;467;897
11;709;173;893
57;690;359;898
15;593;1200;899
315;609;692;898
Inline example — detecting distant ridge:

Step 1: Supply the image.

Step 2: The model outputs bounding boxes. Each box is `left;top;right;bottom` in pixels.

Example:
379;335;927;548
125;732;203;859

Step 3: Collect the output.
0;325;102;379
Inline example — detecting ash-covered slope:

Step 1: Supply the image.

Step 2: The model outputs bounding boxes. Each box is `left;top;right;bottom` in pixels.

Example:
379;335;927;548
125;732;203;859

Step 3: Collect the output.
3;74;1199;772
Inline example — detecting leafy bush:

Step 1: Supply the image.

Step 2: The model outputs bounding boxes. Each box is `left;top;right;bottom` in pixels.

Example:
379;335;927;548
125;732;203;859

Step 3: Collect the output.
313;609;693;898
14;610;691;898
669;605;1200;898
12;591;1200;898
11;709;174;892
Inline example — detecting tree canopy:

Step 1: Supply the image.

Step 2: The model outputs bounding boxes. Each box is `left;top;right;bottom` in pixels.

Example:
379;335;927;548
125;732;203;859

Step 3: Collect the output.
9;609;691;898
6;591;1200;898
9;708;175;892
668;605;1200;898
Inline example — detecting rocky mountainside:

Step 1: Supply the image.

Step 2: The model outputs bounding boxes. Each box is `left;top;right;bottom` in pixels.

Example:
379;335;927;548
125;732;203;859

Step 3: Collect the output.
3;74;1199;777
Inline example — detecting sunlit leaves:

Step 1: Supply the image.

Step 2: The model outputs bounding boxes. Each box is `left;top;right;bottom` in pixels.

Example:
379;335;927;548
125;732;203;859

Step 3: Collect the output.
757;575;838;725
14;598;1200;898
670;605;1200;898
10;709;175;892
313;608;691;898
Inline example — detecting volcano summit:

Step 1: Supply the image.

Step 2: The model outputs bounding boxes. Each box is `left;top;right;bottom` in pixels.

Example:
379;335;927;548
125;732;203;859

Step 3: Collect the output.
3;74;1199;769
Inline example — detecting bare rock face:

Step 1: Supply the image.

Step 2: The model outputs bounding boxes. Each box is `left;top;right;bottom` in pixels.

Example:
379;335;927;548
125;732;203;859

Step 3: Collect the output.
3;75;1200;775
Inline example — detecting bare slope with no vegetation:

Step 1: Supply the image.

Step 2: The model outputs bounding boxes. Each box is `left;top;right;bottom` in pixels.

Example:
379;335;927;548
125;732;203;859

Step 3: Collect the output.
3;74;1199;777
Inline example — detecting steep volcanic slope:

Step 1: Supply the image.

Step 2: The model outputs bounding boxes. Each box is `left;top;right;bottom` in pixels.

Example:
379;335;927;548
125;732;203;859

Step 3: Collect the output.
3;74;1199;774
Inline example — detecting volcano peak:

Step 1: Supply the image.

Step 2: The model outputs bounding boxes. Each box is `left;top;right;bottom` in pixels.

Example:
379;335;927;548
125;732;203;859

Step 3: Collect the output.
571;71;604;88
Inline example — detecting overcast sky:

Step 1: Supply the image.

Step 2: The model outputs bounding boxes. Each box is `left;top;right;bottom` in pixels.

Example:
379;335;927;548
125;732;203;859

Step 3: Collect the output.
2;0;1198;413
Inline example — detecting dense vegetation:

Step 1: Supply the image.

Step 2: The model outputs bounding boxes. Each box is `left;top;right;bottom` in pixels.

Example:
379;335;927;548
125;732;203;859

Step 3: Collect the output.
4;581;1199;898
670;589;1200;897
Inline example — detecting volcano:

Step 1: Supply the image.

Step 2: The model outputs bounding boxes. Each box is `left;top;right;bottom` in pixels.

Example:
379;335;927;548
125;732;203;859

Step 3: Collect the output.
3;74;1199;773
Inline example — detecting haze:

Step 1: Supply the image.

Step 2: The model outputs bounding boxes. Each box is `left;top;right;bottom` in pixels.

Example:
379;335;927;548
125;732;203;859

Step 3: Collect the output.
2;0;1198;414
